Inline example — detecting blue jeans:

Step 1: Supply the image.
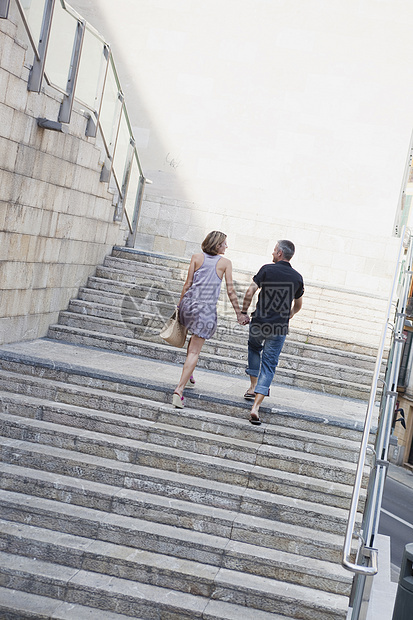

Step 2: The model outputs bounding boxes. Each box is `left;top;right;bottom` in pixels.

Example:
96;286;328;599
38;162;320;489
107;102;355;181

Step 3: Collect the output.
246;323;286;396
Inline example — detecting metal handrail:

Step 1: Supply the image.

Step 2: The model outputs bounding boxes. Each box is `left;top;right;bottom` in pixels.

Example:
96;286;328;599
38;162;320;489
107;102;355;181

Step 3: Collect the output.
342;229;406;576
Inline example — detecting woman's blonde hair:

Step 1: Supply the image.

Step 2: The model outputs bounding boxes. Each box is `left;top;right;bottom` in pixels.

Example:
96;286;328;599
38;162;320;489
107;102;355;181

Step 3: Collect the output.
201;231;226;255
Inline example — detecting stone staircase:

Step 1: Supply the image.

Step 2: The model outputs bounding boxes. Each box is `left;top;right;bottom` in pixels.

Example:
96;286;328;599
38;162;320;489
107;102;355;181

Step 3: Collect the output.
0;246;376;618
0;342;369;620
46;246;385;401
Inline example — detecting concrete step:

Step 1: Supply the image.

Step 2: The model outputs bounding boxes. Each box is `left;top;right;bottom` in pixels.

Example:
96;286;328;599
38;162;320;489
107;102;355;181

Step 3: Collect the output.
61;304;379;373
0;550;348;620
0;484;352;596
47;323;372;399
0;442;350;563
0;395;362;510
67;297;382;368
54;312;375;386
0;415;358;532
101;256;381;329
0;351;370;441
0;585;137;620
0;383;363;463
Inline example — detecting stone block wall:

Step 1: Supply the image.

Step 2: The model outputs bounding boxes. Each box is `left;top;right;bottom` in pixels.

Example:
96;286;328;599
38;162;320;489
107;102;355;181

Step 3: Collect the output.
0;10;128;345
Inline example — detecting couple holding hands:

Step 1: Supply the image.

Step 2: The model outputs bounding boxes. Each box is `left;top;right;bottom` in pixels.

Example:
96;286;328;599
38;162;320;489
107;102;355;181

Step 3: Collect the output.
172;231;304;425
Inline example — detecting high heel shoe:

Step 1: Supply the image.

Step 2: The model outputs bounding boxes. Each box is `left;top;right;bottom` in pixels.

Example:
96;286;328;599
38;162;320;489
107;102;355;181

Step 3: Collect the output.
185;375;195;388
172;392;184;408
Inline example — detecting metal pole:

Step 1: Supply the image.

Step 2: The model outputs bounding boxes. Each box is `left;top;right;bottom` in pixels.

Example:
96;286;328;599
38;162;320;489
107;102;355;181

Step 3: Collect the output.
27;0;55;92
58;18;85;123
0;0;10;19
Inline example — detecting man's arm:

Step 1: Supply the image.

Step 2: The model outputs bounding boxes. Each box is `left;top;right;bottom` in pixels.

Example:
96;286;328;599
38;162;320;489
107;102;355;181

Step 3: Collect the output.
290;296;303;319
242;281;259;313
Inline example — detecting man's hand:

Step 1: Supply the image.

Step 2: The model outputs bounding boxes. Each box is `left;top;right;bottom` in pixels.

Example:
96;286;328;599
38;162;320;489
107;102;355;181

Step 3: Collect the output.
238;313;250;326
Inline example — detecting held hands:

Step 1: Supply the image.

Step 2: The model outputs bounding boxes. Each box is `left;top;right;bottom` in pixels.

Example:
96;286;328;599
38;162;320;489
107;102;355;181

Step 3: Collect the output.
237;312;250;326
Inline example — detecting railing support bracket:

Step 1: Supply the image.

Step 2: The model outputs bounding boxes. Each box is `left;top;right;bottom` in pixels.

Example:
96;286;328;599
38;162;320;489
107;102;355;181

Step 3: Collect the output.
37;117;68;133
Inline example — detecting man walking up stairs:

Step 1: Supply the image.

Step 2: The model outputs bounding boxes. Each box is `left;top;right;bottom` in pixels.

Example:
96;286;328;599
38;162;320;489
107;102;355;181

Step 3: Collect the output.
0;247;375;619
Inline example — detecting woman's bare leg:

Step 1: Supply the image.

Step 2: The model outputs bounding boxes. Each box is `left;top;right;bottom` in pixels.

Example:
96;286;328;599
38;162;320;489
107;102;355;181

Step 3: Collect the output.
174;335;205;396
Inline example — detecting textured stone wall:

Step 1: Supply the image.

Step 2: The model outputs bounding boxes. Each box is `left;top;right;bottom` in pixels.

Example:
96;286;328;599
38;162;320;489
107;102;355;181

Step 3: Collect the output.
0;10;128;345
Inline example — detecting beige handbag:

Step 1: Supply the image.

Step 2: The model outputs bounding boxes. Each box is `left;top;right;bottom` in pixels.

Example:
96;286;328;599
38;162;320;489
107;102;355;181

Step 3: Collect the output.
159;306;188;348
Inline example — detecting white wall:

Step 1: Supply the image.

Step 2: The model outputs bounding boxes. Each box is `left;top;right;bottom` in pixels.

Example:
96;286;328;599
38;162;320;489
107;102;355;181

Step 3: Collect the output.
68;0;413;295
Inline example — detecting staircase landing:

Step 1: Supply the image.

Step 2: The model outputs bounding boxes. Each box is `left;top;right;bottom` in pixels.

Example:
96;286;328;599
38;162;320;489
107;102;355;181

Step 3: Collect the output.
0;338;372;431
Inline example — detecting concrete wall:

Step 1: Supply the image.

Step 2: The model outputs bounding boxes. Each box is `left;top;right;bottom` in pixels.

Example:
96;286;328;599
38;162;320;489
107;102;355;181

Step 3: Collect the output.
0;8;128;345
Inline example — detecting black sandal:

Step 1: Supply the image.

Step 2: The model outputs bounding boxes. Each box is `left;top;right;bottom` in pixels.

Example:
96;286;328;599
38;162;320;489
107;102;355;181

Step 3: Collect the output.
249;413;261;425
243;391;255;400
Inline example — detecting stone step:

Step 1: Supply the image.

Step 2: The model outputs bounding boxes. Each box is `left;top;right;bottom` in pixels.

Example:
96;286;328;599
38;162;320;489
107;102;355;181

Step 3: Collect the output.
88;266;383;343
0;352;370;441
67;297;381;367
61;303;379;373
47;324;372;399
0;585;137;620
75;277;382;356
0;415;358;531
54;312;375;386
85;270;383;356
0;588;299;620
0;396;362;510
0;383;363;489
0;483;352;596
0;441;350;563
109;247;389;351
109;248;387;323
0;550;348;620
0;383;363;463
101;256;381;326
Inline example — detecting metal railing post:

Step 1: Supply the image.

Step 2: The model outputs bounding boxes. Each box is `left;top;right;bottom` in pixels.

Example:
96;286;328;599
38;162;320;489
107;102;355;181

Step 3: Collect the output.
58;17;85;123
27;0;55;92
113;136;135;221
86;44;110;138
126;174;147;248
0;0;10;18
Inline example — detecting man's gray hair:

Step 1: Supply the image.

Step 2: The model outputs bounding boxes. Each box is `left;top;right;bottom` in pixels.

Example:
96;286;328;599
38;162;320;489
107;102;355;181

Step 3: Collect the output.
277;240;295;261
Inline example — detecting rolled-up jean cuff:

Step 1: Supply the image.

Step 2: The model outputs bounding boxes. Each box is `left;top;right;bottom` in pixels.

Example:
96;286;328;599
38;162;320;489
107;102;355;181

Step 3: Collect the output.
245;368;259;377
254;388;269;396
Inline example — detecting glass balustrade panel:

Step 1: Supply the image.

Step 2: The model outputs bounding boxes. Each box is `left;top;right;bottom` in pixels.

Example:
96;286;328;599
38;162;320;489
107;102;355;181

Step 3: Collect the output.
124;156;141;231
75;27;106;112
99;60;121;153
107;105;129;201
21;0;44;46
45;0;77;92
112;106;130;187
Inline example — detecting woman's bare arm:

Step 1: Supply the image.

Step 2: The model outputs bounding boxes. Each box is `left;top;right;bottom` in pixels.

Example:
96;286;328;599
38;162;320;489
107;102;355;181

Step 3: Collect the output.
223;260;244;320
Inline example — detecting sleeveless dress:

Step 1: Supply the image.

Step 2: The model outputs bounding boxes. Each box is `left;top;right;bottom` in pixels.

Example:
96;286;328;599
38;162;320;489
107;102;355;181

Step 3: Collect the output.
179;252;223;339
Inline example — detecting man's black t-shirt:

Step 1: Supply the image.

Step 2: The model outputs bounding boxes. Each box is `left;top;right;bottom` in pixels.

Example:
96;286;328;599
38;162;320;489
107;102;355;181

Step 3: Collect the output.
251;261;304;328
